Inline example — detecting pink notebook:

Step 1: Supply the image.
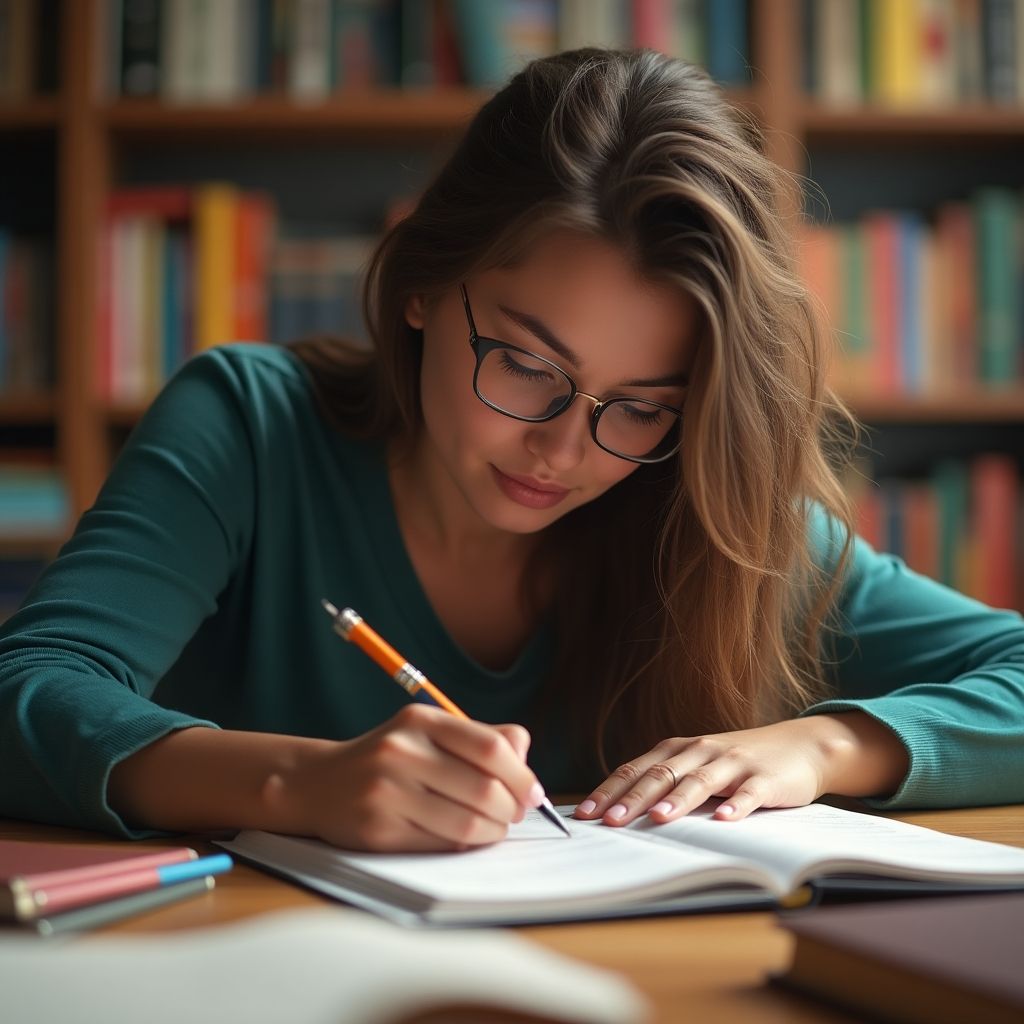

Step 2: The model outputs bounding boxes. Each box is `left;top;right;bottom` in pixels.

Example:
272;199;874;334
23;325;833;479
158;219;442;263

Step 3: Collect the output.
1;839;196;922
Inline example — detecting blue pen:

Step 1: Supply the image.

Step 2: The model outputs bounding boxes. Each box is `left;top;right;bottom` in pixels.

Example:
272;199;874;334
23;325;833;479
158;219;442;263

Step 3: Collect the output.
156;853;233;885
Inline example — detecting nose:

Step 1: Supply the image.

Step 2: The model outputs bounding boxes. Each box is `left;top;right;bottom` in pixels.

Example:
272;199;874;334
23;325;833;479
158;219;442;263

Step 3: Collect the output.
524;393;598;472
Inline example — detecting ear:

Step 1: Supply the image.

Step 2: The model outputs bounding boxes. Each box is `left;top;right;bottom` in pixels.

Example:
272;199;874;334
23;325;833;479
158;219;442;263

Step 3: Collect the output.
404;294;425;330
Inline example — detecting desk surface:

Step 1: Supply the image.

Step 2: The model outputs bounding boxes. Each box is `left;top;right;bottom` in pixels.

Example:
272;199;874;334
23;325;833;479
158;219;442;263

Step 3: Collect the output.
3;804;1022;1024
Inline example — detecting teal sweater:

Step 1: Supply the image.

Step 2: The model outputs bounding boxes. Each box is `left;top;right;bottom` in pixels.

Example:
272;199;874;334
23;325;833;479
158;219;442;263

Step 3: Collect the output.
1;345;1022;837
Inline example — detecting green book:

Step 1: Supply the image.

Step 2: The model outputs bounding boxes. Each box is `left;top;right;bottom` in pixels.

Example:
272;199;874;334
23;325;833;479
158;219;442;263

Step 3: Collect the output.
973;188;1020;385
933;460;968;591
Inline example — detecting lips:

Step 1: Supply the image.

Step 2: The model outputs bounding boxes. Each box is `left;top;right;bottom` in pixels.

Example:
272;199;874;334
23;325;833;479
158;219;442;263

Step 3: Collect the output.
491;466;571;510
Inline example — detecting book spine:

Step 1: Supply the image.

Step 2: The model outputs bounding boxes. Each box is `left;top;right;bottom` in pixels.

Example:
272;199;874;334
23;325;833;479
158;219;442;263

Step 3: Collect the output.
982;0;1018;102
971;455;1019;609
871;0;918;105
706;0;748;85
120;0;161;96
193;184;238;351
974;188;1018;385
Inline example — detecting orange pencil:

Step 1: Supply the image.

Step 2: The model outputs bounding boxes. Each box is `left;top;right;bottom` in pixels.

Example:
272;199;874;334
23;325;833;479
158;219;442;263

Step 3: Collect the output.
321;600;570;837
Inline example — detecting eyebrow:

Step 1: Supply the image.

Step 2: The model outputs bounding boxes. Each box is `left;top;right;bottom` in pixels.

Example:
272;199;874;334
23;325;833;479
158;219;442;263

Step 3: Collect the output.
497;304;690;389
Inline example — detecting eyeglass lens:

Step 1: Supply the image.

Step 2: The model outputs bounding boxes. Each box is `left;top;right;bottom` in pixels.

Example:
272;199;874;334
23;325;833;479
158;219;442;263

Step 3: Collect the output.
476;347;678;460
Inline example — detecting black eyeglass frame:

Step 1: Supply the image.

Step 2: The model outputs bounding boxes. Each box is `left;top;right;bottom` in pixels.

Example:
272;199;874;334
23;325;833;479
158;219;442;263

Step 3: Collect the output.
459;284;683;465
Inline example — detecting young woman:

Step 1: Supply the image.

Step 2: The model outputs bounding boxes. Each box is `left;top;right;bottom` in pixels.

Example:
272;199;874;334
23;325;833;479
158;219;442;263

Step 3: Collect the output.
1;50;1022;851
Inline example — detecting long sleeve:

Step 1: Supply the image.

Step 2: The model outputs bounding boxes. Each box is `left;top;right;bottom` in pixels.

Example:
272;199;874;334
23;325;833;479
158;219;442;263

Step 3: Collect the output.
804;506;1024;808
0;350;257;835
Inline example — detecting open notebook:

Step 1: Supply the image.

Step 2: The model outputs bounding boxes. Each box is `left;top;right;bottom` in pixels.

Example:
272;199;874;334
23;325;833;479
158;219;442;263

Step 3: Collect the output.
218;801;1024;926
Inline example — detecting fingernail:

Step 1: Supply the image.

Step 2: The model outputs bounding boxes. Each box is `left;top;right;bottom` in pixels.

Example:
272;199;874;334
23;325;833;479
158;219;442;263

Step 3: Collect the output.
651;801;672;815
528;782;544;808
576;799;597;814
718;804;735;816
606;803;628;821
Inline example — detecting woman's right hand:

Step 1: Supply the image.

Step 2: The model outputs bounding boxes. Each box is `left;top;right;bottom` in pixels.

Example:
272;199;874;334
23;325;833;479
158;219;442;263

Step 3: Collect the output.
281;703;545;852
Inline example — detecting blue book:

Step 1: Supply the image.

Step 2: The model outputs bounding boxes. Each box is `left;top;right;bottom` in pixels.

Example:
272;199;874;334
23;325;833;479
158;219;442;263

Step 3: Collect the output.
707;0;749;86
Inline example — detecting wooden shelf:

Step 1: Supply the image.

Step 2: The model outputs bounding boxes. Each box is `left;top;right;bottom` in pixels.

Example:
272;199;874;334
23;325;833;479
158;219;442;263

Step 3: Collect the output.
0;393;57;425
103;91;496;142
842;389;1024;423
0;97;61;131
802;102;1024;143
105;87;759;143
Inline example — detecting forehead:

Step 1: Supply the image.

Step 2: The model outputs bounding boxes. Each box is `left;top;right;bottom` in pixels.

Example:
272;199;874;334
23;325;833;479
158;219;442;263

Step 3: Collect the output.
480;230;699;378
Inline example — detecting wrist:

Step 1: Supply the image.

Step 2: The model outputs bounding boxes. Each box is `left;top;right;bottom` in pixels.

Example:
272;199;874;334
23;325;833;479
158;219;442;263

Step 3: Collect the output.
804;711;910;800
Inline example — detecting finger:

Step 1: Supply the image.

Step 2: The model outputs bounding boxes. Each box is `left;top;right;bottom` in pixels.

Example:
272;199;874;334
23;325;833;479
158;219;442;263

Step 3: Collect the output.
710;780;770;822
604;756;742;827
407;705;543;810
372;712;524;827
645;760;745;823
403;785;510;848
494;723;532;762
572;755;677;823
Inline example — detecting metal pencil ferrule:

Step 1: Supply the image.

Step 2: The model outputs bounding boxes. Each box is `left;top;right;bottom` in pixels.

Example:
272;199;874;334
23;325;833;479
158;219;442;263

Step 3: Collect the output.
336;607;362;639
394;664;426;695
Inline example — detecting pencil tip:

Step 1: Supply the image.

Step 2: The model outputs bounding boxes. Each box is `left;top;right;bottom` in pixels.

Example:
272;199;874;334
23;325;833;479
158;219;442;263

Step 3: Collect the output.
321;599;339;617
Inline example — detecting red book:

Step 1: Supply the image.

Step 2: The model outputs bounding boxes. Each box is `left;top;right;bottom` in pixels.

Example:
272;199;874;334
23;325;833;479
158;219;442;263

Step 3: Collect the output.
233;192;276;342
106;186;191;221
0;840;196;922
863;212;901;394
632;0;672;50
934;202;978;383
971;455;1019;610
903;482;940;582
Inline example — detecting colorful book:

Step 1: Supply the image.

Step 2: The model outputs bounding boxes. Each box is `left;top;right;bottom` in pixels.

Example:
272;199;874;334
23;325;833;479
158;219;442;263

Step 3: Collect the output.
974;188;1019;385
193;183;239;351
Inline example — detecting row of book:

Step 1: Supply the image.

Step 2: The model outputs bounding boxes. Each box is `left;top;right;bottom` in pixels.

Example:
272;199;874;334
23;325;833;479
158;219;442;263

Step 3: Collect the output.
96;184;374;402
799;188;1024;395
0;0;58;101
0;460;69;536
114;0;751;101
0;838;232;935
0;232;55;396
849;454;1021;612
804;0;1024;107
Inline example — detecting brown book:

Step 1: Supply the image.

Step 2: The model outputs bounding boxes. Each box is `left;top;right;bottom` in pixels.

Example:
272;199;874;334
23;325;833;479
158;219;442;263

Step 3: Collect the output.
775;893;1024;1024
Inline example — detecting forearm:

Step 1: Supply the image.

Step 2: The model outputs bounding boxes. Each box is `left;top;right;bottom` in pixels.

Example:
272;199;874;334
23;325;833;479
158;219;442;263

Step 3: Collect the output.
806;711;910;800
107;726;337;837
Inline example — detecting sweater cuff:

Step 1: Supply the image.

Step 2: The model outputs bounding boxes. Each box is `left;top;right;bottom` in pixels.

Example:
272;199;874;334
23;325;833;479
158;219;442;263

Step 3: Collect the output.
799;697;951;809
90;712;221;839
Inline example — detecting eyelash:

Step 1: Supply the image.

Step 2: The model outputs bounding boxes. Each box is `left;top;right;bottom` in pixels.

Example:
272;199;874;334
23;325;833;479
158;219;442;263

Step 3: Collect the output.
499;351;555;382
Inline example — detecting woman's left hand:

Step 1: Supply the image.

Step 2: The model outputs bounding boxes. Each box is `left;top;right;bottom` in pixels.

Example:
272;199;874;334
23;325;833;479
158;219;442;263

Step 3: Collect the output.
572;711;910;825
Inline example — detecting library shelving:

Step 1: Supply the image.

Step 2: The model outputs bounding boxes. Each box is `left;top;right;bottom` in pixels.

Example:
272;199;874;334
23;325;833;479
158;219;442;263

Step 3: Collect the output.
0;0;1022;613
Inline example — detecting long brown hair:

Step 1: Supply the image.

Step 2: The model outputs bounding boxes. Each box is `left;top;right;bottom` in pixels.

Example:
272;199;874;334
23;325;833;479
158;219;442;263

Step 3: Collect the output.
292;49;855;778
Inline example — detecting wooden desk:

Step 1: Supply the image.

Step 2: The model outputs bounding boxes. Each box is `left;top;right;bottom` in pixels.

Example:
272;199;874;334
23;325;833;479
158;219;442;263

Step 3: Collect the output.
3;805;1022;1024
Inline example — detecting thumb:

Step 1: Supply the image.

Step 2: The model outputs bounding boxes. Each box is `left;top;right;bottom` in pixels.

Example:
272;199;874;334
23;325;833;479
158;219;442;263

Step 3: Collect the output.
494;723;531;762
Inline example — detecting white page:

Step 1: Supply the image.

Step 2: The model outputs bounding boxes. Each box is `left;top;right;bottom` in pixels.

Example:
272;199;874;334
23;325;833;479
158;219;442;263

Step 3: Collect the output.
610;801;1024;889
224;810;776;912
0;908;647;1024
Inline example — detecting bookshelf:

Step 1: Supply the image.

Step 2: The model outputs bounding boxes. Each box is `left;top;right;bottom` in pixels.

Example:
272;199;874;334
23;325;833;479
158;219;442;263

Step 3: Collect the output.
1;0;1022;614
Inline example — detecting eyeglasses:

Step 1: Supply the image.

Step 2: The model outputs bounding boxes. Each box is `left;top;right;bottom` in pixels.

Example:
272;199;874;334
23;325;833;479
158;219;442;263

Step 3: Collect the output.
460;284;683;464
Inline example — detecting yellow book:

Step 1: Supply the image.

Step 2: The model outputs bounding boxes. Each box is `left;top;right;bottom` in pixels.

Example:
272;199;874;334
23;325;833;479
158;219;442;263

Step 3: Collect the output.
193;184;239;351
871;0;920;106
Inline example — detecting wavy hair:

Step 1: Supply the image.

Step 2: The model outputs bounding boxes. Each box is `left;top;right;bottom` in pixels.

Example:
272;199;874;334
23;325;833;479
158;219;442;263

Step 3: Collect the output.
292;49;856;778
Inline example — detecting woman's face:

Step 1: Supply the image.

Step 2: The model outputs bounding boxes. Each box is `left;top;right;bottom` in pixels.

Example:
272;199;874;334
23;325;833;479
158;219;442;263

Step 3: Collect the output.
406;231;699;536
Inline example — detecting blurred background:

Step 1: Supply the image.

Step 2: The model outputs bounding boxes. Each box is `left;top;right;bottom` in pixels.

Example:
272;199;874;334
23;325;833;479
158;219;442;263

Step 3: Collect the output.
0;0;1022;620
